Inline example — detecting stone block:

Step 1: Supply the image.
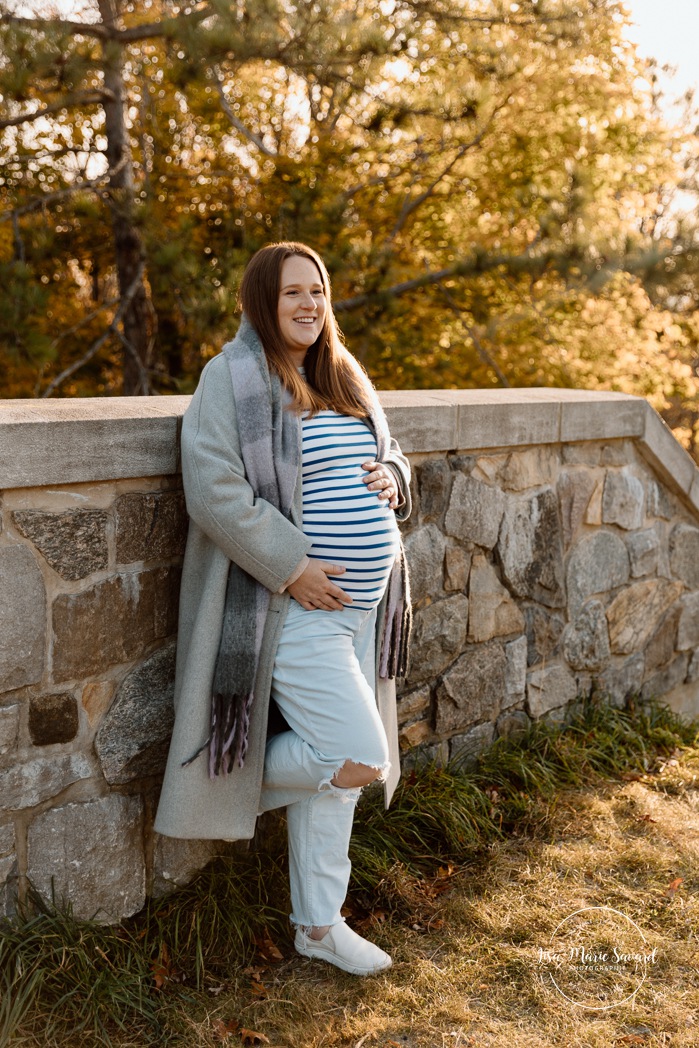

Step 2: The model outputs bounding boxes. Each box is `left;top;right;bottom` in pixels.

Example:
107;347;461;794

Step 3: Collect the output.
642;653;689;703
115;492;187;564
641;408;697;497
380;392;459;453
645;606;681;673
396;686;431;726
523;605;565;666
600;441;634;466
677;593;699;652
399;720;431;750
563;600;611;672
416;459;453;522
560;395;645;444
646;480;673;521
456;390;560;450
0;823;15;862
0;705;19;756
0;400;186;489
444;474;505;550
400;739;450;771
566;531;630;614
0;823;17;918
496;710;531;739
557;469;598;548
12;509;108;580
562;443;602;467
468;553;524;643
152;836;221;898
409;595;469;685
584;480;604;526
29;692;79;746
444;543;471;592
499;447;559;493
602;469;645;531
606;579;683;654
52;566;180;682
0;546;45;692
82;680;117;728
0;753;92;810
654;679;699;722
653;523;671;580
669;524;699;589
497;489;566;608
27;795;145;923
687;648;699;684
404;525;446;605
473;454;507;483
626;529;660;578
434;641;507;734
594;653;644;707
95;640;176;785
527;663;578;718
449;722;494;764
504;635;528;709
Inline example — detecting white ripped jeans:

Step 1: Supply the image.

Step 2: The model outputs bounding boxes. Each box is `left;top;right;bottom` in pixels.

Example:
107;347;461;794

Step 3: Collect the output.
258;599;390;928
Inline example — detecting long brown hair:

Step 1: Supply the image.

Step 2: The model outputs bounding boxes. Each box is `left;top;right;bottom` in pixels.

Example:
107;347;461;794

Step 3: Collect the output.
238;242;372;418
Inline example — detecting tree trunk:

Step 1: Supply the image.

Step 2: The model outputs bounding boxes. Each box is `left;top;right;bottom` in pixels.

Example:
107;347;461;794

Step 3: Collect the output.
98;0;152;394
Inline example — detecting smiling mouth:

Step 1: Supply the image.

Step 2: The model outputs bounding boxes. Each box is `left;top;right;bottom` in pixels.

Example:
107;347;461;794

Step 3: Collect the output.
293;317;316;324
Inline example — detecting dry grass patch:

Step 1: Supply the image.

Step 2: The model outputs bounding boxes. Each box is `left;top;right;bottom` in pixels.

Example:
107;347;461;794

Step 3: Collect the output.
3;700;699;1048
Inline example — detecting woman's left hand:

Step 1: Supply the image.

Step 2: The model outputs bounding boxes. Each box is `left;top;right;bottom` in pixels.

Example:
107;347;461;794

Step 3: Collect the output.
361;461;399;510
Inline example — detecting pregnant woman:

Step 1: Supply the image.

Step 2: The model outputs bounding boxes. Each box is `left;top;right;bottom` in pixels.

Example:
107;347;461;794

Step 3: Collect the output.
155;242;412;976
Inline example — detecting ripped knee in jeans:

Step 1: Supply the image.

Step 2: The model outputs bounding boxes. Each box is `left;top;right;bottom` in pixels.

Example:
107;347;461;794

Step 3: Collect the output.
318;757;390;797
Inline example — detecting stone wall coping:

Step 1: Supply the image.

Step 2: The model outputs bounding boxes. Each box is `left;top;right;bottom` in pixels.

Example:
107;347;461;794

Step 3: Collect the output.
1;391;697;515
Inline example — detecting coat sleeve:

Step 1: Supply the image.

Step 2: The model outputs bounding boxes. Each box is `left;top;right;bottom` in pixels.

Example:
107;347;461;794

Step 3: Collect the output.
181;356;312;592
380;437;412;523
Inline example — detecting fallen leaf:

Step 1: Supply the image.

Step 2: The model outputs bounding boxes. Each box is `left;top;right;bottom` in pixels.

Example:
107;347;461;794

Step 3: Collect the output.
151;943;176;991
665;877;683;897
255;933;284;963
249;979;268;997
212;1018;239;1042
240;1028;270;1045
636;814;657;823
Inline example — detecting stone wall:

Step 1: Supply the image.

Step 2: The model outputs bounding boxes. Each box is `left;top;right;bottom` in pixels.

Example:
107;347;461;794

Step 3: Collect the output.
1;390;699;923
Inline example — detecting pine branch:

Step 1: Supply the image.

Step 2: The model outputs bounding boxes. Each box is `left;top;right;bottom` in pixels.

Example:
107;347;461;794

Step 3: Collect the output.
212;66;277;157
387;97;510;241
0;91;115;130
0;4;211;42
40;258;146;398
0;158;127;222
0;13;109;39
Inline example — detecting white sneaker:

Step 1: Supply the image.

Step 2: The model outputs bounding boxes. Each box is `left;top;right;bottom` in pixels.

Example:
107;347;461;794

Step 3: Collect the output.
295;921;392;976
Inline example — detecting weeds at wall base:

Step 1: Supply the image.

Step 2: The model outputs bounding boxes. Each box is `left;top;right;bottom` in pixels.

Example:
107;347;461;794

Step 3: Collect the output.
1;697;697;1047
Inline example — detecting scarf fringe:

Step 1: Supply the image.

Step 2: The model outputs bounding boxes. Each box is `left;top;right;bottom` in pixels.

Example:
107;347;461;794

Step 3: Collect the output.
205;689;254;777
379;541;412;680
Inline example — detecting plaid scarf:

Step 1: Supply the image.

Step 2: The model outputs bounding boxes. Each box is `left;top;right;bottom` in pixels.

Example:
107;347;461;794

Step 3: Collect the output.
191;315;411;778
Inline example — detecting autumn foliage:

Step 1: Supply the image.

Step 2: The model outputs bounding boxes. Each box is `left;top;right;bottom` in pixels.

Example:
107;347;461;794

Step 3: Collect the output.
1;1;698;451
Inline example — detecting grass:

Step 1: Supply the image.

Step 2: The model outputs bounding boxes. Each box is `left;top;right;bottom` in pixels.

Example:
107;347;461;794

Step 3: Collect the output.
2;697;698;1048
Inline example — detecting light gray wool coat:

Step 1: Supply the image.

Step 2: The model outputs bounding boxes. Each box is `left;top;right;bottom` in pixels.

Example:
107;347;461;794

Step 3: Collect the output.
155;352;412;841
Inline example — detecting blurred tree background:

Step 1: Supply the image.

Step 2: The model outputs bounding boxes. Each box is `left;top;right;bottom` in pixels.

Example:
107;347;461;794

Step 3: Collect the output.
1;1;698;452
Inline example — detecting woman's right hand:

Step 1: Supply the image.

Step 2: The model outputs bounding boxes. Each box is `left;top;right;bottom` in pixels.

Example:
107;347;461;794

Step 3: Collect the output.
287;560;352;611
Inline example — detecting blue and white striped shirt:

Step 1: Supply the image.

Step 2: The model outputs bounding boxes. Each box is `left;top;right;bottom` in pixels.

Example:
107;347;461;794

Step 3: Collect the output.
300;410;400;610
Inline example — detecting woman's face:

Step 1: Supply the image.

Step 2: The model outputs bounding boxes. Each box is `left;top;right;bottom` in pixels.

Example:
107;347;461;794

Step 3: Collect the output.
277;254;327;362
